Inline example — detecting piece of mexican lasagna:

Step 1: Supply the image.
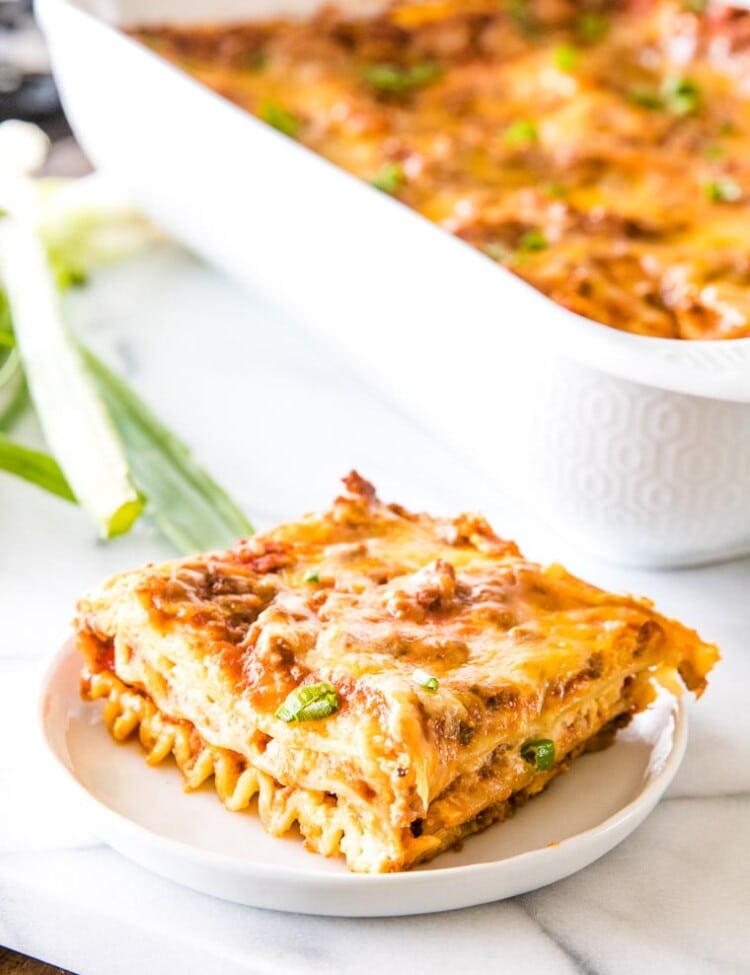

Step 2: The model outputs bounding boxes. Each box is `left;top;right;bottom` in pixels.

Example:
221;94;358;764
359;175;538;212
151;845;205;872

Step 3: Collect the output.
74;474;718;873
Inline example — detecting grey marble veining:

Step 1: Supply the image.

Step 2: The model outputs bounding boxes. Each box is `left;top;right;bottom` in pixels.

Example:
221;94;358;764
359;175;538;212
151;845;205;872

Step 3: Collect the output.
1;247;747;975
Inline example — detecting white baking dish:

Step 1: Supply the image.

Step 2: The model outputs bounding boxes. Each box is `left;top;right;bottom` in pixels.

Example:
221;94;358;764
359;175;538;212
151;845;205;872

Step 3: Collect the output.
36;0;750;567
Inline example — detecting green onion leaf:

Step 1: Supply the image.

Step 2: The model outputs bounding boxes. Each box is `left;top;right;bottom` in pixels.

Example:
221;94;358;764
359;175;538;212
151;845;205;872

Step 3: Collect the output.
0;289;13;346
519;228;549;252
705;178;743;203
0;432;76;503
79;346;253;554
0;210;143;538
304;568;320;583
554;44;580;73
0;346;30;433
504;119;538;146
521;738;556;771
362;62;442;94
370;162;405;195
275;682;340;722
259;101;301;138
412;668;439;691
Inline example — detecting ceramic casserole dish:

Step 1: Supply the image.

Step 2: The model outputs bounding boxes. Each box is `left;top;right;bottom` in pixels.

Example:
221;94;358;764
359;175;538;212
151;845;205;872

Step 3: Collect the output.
36;0;750;567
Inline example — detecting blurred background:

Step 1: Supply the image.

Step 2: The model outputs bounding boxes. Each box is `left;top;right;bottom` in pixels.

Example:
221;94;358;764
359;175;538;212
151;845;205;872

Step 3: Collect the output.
0;0;88;173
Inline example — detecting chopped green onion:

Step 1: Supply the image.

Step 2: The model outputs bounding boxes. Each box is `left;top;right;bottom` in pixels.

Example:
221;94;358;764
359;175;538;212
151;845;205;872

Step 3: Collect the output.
629;89;664;111
508;0;537;35
628;76;700;116
577;12;608;43
682;0;707;12
545;181;568;199
275;682;340;722
362;62;442;94
0;432;76;503
521;738;556;771
504;119;538;146
79;346;253;553
554;44;580;73
662;75;701;117
259;101;300;138
304;568;320;583
0;208;143;538
246;51;268;71
482;242;513;262
705;178;742;203
370;162;405;195
412;668;439;691
519;229;549;252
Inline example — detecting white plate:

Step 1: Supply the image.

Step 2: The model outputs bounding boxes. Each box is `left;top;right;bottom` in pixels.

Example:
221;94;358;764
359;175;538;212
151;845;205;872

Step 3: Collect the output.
40;641;686;917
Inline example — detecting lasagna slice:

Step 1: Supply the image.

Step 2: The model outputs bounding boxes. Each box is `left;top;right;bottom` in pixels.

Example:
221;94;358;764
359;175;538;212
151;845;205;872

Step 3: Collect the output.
74;473;718;873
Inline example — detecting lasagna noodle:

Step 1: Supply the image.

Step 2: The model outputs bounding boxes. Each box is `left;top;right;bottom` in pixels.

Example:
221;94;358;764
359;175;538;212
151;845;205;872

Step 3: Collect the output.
75;473;719;872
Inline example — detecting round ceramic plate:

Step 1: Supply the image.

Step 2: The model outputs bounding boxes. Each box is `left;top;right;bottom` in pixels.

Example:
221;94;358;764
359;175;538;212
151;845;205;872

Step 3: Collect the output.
41;641;686;917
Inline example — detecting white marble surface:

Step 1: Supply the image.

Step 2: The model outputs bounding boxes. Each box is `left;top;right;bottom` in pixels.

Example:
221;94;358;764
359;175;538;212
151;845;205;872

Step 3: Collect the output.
0;245;748;975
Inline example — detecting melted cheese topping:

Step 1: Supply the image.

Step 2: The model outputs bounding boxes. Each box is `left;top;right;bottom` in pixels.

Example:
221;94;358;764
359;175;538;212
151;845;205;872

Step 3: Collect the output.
135;0;750;340
75;473;718;871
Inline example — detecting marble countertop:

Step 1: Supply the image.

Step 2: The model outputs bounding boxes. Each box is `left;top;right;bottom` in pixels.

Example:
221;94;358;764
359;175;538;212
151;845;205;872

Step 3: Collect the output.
1;245;748;975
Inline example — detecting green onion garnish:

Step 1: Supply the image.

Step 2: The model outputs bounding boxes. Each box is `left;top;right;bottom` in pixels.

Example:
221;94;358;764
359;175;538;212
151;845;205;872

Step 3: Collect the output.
631;76;701;116
577;12;608;43
504;119;538;146
554;44;579;73
521;738;556;771
545;182;568;199
304;568;320;583
412;668;439;692
246;51;268;71
370;162;405;195
275;683;340;722
519;229;549;252
662;76;701;117
259;101;300;138
705;178;742;203
508;0;537;35
362;62;443;94
629;89;664;111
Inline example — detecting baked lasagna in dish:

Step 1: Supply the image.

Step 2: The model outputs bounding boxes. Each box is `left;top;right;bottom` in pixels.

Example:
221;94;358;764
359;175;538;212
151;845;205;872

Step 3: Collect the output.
134;0;750;340
75;474;718;873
